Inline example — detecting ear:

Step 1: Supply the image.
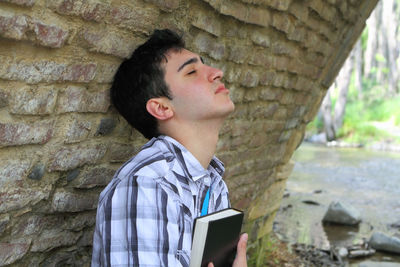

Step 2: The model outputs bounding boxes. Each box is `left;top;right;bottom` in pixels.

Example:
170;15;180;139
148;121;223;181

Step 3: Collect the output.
146;97;174;121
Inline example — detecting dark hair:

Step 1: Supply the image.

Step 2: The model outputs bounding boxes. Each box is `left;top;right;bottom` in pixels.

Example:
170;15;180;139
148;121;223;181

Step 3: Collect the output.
110;29;185;139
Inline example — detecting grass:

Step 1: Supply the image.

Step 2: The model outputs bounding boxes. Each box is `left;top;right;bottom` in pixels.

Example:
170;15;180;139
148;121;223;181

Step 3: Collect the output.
307;87;400;145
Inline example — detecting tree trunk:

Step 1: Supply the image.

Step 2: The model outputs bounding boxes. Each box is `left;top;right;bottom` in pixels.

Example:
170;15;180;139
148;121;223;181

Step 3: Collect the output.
376;2;385;85
321;86;336;141
333;54;353;133
354;39;363;99
382;0;399;96
364;1;380;79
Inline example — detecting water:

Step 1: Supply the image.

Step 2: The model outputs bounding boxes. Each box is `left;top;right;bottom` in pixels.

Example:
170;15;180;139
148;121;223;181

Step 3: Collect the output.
274;143;400;265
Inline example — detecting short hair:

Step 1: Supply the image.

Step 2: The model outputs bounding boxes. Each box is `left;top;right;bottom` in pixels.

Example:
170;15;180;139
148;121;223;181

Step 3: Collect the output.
110;29;185;139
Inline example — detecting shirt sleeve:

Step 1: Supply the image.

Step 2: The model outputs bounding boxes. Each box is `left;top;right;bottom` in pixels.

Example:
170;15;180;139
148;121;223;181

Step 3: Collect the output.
98;174;184;267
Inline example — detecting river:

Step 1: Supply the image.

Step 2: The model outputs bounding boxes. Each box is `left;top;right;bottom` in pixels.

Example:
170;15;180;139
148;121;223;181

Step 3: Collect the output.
273;142;400;266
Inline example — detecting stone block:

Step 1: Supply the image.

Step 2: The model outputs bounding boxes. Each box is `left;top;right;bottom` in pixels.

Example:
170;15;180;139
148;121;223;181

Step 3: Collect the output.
243;89;258;102
28;163;46;180
62;63;97;83
0;214;10;235
279;91;295;105
109;4;159;33
259;70;276;86
49;144;107;171
0;242;30;266
46;0;109;22
259;87;283;101
95;118;116;136
310;0;337;23
250;29;271;48
271;41;293;56
249;102;279;118
272;12;295;35
80;28;139;58
71;166;115;188
30;229;81;252
0;186;51;213
32;20;69;48
0;89;8;108
228;45;249;64
10;86;57;115
246;6;270;27
275;160;294;180
192;9;222;37
274;56;290;72
278;129;292;142
193;32;225;60
231;120;252;137
62;212;96;231
273;107;287;120
264;0;292;11
109;143;139;163
248;180;286;220
219;1;247;22
144;0;180;11
287;26;307;42
0;11;69;48
65;118;92;144
57;86;110;113
0;12;29;40
0;120;54;147
249;52;275;68
11;215;43;236
240;70;259;88
288;1;308;21
77;229;95;247
0;56;97;84
0;159;30;187
51;190;99;212
1;0;35;6
94;63;119;83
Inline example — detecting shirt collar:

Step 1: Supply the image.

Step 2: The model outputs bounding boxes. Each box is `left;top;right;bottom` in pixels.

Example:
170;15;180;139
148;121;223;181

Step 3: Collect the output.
160;135;224;182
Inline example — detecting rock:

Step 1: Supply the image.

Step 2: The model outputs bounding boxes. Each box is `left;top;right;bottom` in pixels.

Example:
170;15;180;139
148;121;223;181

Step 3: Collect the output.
359;261;400;267
0;242;30;266
348;248;375;258
302;200;320;206
306;132;327;143
338;247;348;257
369;232;400;254
322;201;361;226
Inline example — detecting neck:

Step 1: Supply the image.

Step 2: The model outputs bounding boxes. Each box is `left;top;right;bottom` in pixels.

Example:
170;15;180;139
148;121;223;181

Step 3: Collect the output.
161;119;223;169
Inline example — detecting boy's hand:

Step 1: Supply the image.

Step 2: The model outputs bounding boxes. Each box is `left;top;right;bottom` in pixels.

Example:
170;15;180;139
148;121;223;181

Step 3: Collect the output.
208;233;248;267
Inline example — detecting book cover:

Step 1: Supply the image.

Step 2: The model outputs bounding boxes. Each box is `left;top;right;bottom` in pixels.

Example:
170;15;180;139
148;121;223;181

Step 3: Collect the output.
189;208;244;267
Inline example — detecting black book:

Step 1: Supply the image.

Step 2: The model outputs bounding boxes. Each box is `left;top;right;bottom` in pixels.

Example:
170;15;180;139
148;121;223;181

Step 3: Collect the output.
189;208;244;267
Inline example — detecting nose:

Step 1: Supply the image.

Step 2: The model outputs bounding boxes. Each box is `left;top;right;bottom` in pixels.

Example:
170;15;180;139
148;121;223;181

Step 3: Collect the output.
208;66;223;82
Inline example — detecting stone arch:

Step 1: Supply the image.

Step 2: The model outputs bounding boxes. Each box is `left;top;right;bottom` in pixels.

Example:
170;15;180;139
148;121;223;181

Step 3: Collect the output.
0;0;378;265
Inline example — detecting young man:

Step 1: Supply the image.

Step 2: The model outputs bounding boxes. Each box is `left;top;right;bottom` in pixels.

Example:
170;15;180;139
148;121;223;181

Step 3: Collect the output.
92;29;247;267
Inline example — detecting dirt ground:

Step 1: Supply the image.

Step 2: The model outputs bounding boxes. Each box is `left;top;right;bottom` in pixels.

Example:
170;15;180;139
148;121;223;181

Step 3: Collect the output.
264;234;341;267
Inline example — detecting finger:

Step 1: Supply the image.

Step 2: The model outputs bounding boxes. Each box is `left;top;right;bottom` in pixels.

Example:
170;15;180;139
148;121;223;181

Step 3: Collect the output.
237;233;248;257
208;263;214;267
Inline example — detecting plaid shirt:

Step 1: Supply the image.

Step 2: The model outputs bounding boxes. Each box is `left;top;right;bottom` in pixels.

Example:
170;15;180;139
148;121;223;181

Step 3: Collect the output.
91;135;230;267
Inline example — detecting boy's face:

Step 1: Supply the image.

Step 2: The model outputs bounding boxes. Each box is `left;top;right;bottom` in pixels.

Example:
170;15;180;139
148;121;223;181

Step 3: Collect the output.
163;49;235;123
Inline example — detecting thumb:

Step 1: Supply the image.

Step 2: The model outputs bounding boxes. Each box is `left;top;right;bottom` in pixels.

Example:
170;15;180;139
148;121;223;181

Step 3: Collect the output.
208;263;214;267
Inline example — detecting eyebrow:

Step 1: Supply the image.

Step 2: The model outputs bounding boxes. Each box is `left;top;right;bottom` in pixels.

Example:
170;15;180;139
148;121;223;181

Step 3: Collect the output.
177;56;204;72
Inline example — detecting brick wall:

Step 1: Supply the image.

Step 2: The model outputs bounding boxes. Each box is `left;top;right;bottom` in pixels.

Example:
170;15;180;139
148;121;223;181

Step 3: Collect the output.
0;0;378;265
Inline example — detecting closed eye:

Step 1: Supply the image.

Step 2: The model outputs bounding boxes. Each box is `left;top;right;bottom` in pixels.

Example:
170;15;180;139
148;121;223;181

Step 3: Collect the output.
187;70;196;75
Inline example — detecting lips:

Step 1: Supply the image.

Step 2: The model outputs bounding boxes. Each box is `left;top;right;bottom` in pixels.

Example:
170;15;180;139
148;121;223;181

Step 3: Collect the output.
215;84;229;94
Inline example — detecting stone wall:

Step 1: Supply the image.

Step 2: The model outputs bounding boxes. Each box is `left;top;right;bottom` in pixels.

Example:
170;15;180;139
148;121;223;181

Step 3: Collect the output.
0;0;377;265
